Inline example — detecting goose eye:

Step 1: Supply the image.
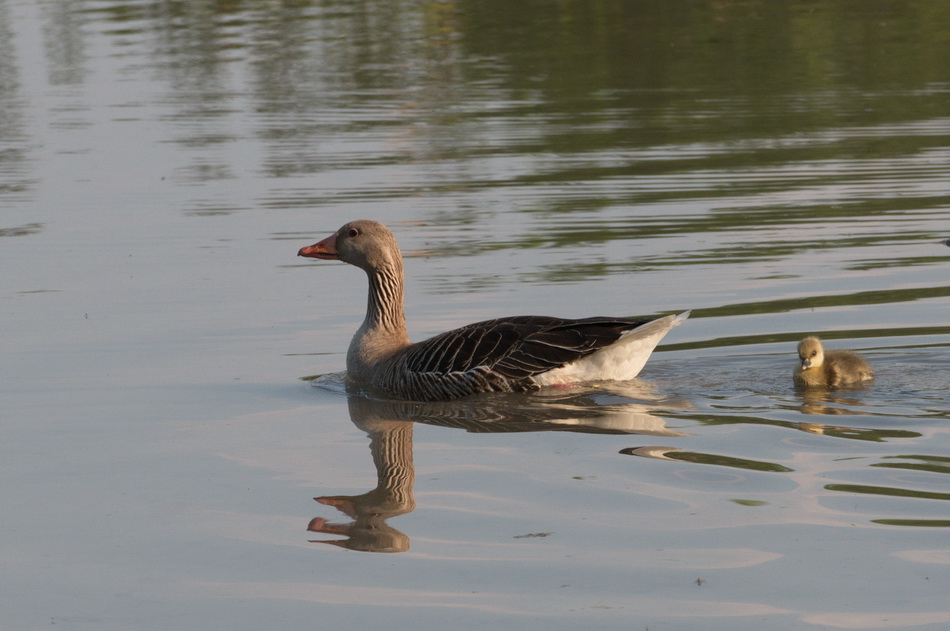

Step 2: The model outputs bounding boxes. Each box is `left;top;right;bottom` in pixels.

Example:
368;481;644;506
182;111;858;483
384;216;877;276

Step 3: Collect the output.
347;227;360;238
811;351;817;357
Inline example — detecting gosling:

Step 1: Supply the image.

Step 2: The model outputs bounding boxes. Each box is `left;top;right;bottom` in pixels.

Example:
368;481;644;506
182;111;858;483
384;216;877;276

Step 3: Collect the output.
793;336;874;387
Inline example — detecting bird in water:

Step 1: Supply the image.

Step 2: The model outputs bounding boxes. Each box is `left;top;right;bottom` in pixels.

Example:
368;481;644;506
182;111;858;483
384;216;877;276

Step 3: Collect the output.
793;336;873;387
298;219;688;401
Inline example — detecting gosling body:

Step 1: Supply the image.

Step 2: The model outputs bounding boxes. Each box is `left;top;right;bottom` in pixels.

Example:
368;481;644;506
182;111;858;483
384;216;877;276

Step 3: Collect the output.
793;336;873;387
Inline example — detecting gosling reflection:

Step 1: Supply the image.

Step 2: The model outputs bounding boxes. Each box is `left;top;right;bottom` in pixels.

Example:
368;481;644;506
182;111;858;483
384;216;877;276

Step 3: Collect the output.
797;386;871;416
309;384;683;552
793;379;920;439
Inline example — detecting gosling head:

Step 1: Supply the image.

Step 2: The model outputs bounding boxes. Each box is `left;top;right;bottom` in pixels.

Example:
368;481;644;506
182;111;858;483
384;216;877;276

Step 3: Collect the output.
797;336;825;370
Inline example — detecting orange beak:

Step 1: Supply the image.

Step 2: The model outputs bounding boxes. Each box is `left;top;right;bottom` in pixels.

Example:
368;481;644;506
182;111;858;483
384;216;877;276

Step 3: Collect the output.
298;232;338;260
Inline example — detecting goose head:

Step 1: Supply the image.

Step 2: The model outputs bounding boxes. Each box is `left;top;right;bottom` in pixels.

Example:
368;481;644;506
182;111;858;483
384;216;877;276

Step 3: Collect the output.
797;336;825;370
298;219;402;274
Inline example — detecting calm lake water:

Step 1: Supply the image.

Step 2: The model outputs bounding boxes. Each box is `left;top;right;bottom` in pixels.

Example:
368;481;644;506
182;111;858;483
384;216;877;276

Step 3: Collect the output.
2;1;949;629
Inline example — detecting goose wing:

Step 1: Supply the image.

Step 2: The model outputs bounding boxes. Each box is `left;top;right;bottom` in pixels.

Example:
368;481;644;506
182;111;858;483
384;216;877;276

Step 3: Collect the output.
400;315;652;381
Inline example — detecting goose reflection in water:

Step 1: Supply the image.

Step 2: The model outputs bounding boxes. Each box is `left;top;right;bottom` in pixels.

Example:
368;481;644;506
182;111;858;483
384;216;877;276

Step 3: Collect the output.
308;380;685;553
308;406;415;553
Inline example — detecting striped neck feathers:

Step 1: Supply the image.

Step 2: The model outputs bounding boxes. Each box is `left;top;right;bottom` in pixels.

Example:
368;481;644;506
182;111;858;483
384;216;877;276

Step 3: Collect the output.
363;260;408;338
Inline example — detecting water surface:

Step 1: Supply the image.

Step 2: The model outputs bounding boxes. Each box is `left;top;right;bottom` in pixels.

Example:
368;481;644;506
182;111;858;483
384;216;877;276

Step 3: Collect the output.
2;1;949;629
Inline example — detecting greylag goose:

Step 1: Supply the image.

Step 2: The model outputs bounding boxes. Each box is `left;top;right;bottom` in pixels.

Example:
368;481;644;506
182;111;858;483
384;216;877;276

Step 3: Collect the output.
793;336;874;387
298;220;688;401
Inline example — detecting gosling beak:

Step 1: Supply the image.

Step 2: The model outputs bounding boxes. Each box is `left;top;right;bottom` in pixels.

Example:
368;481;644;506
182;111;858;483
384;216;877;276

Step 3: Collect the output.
298;232;339;260
800;358;811;370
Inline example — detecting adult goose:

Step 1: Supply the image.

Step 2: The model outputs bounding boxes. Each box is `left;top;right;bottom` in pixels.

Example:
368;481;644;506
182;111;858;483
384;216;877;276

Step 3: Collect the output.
298;220;688;401
793;336;874;387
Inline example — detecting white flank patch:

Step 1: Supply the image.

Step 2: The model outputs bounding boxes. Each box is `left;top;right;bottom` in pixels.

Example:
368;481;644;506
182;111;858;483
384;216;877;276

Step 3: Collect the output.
533;311;689;386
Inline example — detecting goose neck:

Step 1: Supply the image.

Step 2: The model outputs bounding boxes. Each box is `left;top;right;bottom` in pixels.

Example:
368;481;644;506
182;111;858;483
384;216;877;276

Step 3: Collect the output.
365;264;407;335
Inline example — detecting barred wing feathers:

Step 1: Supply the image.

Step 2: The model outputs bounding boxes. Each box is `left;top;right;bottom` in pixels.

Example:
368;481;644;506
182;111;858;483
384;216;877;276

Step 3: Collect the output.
393;316;652;389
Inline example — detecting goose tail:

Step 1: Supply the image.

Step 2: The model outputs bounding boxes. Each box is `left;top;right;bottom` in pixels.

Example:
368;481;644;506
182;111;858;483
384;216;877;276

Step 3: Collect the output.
534;311;689;386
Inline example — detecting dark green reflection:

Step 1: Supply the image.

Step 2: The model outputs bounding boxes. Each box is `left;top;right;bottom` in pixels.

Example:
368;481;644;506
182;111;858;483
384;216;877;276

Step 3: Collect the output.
872;455;950;475
675;413;921;443
872;519;950;528
661;324;950;352
825;483;950;502
0;223;44;237
672;288;950;322
620;446;792;473
730;499;768;506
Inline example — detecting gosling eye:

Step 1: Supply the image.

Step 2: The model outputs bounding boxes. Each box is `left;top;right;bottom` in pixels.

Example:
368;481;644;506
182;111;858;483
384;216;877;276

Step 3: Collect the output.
811;351;817;357
347;227;360;238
